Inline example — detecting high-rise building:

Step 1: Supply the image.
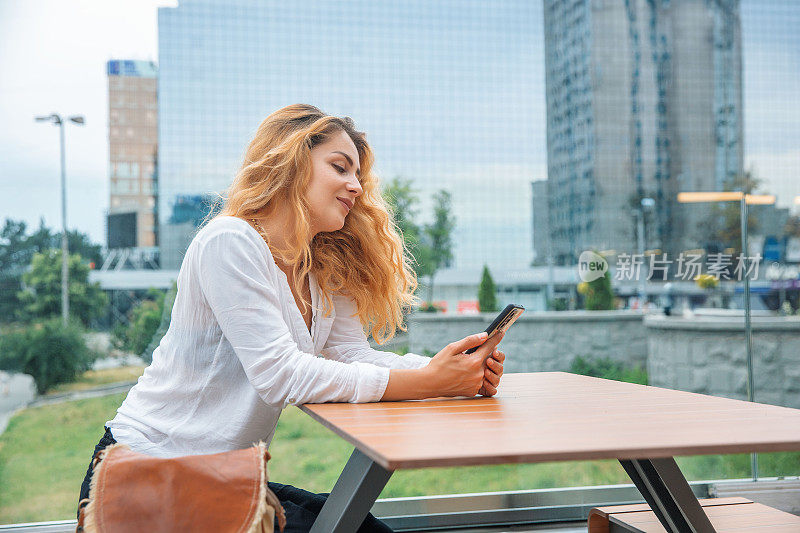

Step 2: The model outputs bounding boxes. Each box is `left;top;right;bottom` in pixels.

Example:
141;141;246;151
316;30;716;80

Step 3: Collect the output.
543;0;742;264
531;180;549;265
157;0;544;270
106;60;159;259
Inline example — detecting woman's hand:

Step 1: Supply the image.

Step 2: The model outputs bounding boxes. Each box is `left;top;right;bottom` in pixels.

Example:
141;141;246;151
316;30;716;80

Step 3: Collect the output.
423;331;505;398
478;348;505;397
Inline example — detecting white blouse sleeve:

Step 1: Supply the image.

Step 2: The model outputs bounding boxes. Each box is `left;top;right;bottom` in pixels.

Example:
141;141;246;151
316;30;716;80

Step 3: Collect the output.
321;293;431;369
195;229;390;408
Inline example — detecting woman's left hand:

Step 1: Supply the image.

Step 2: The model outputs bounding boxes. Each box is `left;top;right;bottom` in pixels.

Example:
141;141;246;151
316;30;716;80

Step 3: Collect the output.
478;349;504;397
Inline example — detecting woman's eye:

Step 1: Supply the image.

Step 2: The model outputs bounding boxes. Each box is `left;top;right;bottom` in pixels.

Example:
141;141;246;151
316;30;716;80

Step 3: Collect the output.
332;163;346;174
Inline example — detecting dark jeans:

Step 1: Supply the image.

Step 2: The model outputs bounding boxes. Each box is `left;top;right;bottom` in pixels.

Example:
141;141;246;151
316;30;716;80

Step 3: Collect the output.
79;428;393;533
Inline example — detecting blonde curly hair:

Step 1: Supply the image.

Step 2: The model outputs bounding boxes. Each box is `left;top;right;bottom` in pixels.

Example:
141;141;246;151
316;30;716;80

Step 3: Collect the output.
216;104;417;343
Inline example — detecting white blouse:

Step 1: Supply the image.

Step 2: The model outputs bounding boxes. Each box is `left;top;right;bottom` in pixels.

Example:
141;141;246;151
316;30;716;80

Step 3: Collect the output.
107;216;430;458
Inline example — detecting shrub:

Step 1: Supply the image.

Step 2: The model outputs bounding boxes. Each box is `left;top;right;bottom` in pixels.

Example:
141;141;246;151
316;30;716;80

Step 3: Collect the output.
695;273;719;290
478;265;498;313
582;270;615;311
577;281;589;295
418;301;444;313
569;355;648;385
113;288;166;356
0;319;98;393
16;250;108;326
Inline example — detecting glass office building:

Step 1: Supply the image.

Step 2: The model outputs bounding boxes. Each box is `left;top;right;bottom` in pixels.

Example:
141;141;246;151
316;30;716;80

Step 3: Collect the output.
3;1;800;529
541;0;743;265
157;0;545;270
153;0;800;517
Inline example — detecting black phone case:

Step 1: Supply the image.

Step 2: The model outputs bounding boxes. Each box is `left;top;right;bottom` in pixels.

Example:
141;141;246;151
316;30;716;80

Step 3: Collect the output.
464;304;524;354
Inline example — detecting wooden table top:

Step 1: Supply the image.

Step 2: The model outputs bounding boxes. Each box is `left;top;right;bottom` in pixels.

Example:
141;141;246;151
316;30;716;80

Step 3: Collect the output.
299;372;800;470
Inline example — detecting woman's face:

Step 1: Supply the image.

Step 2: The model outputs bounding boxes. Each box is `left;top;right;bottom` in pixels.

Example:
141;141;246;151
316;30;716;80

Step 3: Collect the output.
306;129;363;234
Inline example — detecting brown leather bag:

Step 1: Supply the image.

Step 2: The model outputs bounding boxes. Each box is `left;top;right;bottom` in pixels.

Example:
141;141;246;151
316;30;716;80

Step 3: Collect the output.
77;442;285;533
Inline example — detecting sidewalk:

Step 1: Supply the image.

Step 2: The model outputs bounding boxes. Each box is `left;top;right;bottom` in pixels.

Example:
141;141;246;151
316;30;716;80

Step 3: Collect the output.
26;380;137;408
0;354;144;435
0;370;36;434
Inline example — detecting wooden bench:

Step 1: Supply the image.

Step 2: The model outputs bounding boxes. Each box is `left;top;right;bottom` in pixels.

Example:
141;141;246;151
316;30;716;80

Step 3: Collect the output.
588;496;800;532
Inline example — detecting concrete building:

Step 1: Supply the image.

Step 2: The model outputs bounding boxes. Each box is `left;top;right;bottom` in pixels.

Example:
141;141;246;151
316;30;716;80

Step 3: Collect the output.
420;266;580;313
106;60;159;263
542;0;743;264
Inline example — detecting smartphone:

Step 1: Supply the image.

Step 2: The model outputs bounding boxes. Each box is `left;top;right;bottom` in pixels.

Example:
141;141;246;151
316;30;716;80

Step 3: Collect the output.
464;304;525;354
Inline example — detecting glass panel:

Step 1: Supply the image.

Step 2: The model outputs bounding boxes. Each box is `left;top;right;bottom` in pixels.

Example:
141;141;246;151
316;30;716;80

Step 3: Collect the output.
1;0;798;525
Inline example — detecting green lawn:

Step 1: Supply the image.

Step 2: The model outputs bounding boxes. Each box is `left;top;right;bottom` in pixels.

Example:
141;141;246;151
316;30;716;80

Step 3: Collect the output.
1;393;799;524
0;393;128;523
46;365;146;395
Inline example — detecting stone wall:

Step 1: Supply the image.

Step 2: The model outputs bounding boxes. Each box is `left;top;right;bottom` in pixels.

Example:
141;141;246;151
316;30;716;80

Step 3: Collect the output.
645;316;800;409
407;312;800;410
408;311;648;373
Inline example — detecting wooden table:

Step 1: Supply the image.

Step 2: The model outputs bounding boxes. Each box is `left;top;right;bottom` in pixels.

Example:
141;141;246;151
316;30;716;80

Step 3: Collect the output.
300;372;800;533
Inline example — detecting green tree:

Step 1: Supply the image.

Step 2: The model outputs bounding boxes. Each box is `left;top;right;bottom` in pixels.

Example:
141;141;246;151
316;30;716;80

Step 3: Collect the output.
0;218;102;321
0;220;40;274
17;249;108;326
0;219;57;268
0;220;50;320
783;216;800;239
708;172;761;253
63;229;103;267
419;190;455;302
381;182;456;305
383;177;422;252
478;265;498;312
113;288;168;356
583;270;615;311
382;177;436;283
0;218;101;268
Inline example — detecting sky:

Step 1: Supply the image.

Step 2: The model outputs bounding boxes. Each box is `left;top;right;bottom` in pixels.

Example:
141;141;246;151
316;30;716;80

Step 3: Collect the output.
0;0;798;246
740;1;800;209
0;0;174;244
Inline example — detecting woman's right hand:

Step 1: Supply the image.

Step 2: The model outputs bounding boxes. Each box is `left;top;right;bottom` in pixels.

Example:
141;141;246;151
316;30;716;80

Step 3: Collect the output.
424;331;505;397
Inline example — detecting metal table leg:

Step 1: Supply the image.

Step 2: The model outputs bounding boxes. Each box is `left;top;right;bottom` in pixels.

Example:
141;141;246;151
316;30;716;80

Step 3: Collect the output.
619;457;716;533
309;448;393;533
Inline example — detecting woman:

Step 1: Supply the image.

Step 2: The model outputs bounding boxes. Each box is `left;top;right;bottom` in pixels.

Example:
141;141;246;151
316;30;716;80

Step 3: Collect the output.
79;104;506;532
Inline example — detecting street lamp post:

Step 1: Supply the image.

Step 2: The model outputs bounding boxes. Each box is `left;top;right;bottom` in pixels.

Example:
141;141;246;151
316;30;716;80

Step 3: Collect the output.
35;113;85;326
677;190;775;482
634;198;655;308
740;197;754;411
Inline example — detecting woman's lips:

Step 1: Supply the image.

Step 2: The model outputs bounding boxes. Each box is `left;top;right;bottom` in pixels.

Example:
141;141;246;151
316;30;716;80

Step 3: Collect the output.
337;197;352;212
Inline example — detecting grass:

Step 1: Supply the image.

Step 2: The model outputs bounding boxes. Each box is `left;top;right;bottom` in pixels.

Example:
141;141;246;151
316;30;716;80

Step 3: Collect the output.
46;366;146;395
1;394;799;524
0;393;127;523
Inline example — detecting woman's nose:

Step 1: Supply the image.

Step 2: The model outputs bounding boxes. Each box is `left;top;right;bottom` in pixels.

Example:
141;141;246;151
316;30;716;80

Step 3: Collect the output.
348;175;363;197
